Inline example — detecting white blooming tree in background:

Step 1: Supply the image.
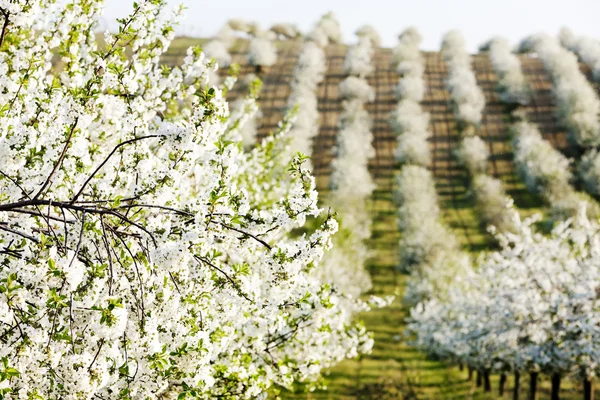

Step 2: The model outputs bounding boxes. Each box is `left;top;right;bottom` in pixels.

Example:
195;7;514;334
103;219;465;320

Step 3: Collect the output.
270;23;301;40
0;1;375;398
390;27;432;167
392;166;472;305
285;14;335;157
519;33;600;149
326;26;378;302
410;206;600;399
480;37;530;105
441;30;485;127
202;24;236;85
407;34;600;397
559;27;600;82
512;120;599;220
228;19;278;72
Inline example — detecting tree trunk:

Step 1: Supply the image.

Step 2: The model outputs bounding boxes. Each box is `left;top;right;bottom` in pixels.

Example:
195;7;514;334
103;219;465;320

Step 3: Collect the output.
551;373;560;400
528;372;538;400
468;367;473;381
477;370;483;387
584;378;594;400
459;363;464;372
513;371;520;400
499;373;507;396
483;369;492;392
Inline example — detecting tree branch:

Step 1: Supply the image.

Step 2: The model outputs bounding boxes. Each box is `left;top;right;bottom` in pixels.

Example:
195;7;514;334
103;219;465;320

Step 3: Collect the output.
70;134;164;203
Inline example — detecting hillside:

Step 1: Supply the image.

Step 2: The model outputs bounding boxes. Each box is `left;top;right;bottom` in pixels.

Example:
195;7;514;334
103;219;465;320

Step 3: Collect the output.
161;37;597;399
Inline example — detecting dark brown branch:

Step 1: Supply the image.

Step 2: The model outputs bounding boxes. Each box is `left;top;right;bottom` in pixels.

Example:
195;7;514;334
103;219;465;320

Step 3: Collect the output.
88;339;105;372
0;199;157;245
0;223;39;242
215;221;272;251
70;134;164;203
194;255;253;303
33;117;79;200
7;208;74;224
118;203;193;217
0;169;32;200
0;9;9;49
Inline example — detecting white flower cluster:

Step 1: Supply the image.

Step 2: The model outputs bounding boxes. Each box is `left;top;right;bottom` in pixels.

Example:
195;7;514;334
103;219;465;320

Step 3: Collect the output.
339;76;375;102
559;27;600;81
356;25;382;48
389;28;431;166
410;206;600;393
441;31;486;126
481;37;530;105
227;18;257;34
512;120;598;219
0;1;373;397
392;27;424;79
471;174;517;234
519;34;600;148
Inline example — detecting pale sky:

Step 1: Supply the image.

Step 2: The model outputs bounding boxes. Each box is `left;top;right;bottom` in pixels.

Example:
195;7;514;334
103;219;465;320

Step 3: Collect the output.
100;0;599;52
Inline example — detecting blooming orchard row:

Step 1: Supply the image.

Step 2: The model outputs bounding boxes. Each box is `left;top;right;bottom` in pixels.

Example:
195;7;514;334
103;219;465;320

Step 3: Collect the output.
481;36;600;221
441;31;485;127
327;27;379;299
409;207;600;397
512;119;599;220
227;19;278;70
390;28;432;167
481;37;530;105
519;33;600;148
388;28;471;305
0;2;375;398
444;33;521;234
407;31;600;399
393;165;472;305
547;31;600;200
286;14;338;157
559;27;600;82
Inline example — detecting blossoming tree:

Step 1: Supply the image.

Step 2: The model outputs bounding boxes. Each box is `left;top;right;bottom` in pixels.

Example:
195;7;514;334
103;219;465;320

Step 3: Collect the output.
0;1;373;398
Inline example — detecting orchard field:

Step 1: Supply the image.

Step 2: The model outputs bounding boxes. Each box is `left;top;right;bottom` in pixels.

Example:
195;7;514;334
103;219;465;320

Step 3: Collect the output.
2;1;600;399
